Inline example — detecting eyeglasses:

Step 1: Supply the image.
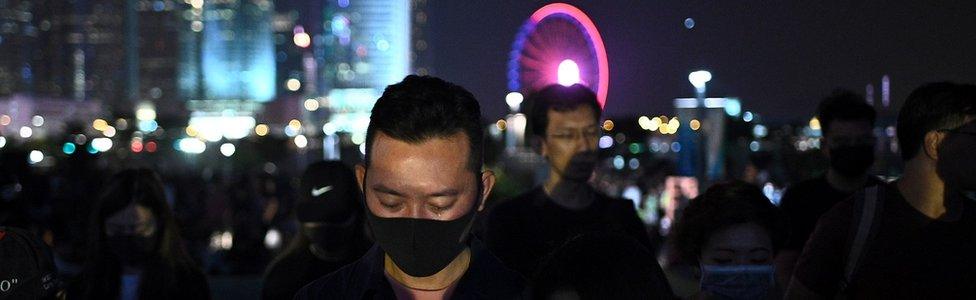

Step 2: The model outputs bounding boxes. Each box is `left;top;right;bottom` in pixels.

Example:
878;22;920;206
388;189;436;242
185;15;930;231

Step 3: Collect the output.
547;127;601;141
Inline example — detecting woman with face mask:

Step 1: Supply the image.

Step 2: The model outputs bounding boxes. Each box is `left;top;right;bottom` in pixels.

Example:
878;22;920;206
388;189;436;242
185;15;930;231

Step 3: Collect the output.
73;169;209;300
669;181;787;300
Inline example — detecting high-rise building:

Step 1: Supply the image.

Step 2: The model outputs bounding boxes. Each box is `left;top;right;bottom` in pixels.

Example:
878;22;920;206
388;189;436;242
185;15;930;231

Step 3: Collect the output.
79;1;127;104
0;0;40;96
272;0;323;96
179;0;276;103
319;0;411;136
177;0;276;142
410;0;432;76
135;0;182;109
0;0;130;106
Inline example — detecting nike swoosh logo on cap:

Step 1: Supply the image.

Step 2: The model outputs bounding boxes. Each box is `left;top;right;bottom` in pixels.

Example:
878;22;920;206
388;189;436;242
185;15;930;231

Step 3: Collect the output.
311;186;333;197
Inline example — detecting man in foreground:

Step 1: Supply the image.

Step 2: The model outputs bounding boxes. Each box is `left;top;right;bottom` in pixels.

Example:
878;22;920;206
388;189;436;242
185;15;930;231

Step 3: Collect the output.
295;75;524;299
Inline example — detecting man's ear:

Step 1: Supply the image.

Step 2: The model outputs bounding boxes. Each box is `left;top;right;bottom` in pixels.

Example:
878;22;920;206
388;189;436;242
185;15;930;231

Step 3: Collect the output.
923;131;946;160
355;164;366;192
477;170;496;212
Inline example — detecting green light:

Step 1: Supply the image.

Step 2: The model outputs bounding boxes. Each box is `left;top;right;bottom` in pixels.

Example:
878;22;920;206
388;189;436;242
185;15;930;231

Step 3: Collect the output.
62;143;76;155
629;143;642;154
87;144;98;154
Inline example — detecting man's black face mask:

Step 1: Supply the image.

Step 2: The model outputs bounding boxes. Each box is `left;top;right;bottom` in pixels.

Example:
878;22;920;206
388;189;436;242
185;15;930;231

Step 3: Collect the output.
829;145;875;177
361;170;481;277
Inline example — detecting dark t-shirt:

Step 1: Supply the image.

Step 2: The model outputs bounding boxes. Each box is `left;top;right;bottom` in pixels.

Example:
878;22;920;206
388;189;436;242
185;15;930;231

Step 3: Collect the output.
793;183;976;298
262;243;365;300
780;176;883;250
293;238;525;299
484;187;653;277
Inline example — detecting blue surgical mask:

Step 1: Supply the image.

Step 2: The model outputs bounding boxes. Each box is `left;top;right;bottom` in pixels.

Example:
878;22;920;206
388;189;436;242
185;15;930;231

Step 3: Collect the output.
700;264;775;300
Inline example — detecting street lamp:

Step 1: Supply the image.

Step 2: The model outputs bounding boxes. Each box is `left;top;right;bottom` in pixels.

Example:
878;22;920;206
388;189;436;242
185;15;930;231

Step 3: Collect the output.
686;70;712;185
688;70;712;97
505;92;524;112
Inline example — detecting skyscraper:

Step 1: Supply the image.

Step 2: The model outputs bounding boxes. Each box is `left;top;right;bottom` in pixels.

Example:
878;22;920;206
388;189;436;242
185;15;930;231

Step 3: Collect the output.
179;0;276;103
0;0;39;96
79;0;127;104
0;0;126;104
134;0;183;107
176;0;276;141
411;0;432;76
320;0;411;136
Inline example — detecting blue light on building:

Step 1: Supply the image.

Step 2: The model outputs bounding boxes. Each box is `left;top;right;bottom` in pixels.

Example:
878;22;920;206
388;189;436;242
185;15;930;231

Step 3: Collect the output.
320;0;411;136
182;0;276;102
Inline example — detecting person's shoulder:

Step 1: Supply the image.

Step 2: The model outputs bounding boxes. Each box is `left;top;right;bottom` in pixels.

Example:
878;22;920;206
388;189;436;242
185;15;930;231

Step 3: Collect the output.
489;188;545;217
293;255;370;299
264;249;311;277
470;240;529;297
293;264;353;299
803;192;858;244
822;194;857;220
781;177;828;200
598;192;639;213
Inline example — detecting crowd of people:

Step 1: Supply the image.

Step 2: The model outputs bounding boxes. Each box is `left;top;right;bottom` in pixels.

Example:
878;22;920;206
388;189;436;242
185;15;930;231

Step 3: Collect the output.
2;75;975;299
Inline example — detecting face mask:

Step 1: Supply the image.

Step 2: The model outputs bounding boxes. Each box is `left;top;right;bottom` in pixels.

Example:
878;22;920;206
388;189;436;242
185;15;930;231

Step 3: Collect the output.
106;235;156;266
559;151;598;182
362;171;480;277
304;219;357;261
366;207;476;277
700;264;775;300
829;145;874;177
937;126;976;192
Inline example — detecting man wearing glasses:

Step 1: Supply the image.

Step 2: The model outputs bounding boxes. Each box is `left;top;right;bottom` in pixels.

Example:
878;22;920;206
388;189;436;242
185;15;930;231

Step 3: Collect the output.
485;84;653;277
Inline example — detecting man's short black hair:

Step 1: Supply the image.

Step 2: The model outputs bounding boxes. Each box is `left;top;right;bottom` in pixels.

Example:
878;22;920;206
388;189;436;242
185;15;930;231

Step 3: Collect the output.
896;82;976;161
364;75;484;173
527;84;601;138
816;89;876;136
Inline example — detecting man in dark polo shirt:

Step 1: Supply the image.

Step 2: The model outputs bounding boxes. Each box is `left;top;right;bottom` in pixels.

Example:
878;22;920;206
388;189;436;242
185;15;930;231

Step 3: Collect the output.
484;84;652;277
295;75;524;299
775;89;882;283
787;82;976;298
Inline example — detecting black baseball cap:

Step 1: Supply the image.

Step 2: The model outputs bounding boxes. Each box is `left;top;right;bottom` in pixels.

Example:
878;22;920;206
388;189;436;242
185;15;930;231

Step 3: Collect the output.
0;227;60;299
296;161;362;223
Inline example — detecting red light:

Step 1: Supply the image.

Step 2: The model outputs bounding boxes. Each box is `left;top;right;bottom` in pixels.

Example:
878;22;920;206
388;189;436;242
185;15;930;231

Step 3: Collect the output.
146;141;158;153
131;141;144;153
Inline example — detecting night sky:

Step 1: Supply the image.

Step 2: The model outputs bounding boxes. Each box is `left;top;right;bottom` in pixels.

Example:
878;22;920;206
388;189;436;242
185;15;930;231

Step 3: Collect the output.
426;0;976;123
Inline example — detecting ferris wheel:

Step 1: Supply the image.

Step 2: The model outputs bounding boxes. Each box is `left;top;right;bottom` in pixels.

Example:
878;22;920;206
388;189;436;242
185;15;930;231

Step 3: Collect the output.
508;3;610;109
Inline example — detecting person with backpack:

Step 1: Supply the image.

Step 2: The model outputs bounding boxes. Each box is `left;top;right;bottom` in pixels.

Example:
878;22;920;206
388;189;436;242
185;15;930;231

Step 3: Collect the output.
786;82;976;298
775;89;884;284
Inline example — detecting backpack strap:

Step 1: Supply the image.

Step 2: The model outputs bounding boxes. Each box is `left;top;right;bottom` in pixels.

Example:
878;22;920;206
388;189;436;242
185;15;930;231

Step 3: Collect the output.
838;185;884;294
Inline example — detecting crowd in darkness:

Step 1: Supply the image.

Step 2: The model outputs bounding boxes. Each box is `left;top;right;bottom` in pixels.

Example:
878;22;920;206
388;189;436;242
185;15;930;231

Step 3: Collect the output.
2;75;975;299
